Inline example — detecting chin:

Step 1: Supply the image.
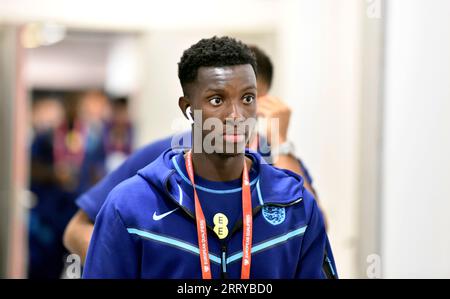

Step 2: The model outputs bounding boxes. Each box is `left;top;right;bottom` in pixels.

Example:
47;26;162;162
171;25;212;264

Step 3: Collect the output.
217;141;247;156
217;151;245;157
216;152;241;158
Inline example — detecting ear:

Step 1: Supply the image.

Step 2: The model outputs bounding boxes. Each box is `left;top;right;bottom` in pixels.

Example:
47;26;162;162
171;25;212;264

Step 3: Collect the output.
178;96;191;120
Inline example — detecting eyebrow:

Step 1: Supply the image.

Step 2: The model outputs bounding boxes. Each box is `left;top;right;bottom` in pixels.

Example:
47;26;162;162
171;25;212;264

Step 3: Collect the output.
204;85;257;94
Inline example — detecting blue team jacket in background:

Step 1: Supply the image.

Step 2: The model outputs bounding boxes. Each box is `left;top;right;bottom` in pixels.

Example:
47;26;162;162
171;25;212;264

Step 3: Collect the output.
83;148;337;279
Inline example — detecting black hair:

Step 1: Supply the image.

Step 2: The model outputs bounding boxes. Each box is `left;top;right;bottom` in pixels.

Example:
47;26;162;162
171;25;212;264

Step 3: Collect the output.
249;45;273;88
178;36;257;93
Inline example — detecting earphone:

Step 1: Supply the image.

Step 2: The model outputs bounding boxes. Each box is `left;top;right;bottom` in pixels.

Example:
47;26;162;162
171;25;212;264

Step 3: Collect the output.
186;106;194;125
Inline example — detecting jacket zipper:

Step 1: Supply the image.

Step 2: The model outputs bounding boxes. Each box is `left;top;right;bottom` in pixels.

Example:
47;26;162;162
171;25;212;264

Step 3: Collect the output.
221;243;228;279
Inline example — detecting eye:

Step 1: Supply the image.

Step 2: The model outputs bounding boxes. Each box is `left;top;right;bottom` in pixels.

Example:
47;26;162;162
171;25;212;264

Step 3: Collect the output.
209;97;223;106
242;95;255;105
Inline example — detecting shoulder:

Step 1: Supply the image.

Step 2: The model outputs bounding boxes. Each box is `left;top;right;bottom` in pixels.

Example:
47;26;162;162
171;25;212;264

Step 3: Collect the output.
100;174;160;224
298;188;320;223
126;136;173;164
112;134;184;181
256;156;319;223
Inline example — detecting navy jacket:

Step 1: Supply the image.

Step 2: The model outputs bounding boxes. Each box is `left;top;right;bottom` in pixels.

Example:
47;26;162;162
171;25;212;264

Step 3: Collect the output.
83;149;337;279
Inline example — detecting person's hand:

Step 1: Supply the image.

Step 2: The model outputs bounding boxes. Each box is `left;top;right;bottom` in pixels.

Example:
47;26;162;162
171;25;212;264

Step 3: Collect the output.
256;95;292;147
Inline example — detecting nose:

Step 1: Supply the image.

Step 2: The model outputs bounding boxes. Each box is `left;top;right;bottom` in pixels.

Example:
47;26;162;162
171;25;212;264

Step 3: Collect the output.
227;102;245;123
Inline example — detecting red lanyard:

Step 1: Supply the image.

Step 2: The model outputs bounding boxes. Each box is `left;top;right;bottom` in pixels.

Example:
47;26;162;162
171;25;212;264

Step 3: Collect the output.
185;151;253;279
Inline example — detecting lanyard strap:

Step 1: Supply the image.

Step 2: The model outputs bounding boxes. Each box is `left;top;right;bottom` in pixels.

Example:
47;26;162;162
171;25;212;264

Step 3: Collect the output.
185;151;253;279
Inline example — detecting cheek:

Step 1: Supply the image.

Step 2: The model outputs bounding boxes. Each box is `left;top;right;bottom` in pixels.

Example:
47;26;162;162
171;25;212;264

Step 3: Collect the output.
244;103;257;118
199;107;225;135
201;105;226;122
201;107;216;122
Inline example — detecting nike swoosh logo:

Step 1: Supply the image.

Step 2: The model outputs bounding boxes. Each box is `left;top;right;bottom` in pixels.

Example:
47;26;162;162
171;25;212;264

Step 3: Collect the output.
153;208;179;221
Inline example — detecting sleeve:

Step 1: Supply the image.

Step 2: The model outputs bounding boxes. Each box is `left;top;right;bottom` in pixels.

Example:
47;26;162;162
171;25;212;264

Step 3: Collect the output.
82;191;140;279
296;191;338;279
75;159;137;222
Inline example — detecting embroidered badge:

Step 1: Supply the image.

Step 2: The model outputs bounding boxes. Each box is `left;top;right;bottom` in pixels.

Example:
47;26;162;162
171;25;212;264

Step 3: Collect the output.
262;206;286;225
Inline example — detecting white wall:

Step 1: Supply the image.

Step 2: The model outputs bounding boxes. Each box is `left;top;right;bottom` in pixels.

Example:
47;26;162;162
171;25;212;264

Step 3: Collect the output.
381;0;450;278
0;0;279;32
105;35;139;97
276;0;365;278
25;32;110;90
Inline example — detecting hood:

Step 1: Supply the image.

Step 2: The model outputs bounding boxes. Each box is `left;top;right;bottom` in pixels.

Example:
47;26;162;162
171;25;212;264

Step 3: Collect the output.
137;148;305;216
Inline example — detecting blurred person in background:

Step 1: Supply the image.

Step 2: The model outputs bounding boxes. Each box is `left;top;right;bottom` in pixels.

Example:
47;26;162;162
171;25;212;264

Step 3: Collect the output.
28;90;112;278
248;45;315;197
29;95;80;278
31;97;65;135
75;91;111;193
103;97;134;173
63;43;321;265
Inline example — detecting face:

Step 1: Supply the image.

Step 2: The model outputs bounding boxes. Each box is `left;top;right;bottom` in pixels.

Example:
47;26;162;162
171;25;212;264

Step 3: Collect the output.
179;64;257;155
78;91;111;125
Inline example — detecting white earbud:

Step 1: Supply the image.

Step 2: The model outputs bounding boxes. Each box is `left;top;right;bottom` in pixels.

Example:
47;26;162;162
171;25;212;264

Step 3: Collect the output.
186;106;194;125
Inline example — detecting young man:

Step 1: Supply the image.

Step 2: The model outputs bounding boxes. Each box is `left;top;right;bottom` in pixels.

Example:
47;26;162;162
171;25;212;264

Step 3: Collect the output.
63;44;318;263
82;36;336;279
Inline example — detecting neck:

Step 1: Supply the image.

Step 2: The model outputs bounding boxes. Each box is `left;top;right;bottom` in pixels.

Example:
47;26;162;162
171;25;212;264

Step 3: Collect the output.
190;152;250;182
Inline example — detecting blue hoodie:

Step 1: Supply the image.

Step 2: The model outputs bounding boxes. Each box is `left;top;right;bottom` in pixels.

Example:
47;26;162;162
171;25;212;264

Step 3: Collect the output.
83;148;337;279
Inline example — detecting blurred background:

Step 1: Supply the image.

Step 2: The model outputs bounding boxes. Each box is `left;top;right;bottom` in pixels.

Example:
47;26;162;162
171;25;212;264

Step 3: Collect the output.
0;0;449;278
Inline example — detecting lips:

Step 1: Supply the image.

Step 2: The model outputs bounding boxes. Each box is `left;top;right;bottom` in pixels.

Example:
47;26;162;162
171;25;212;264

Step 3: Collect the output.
223;134;245;143
221;127;246;143
222;127;245;135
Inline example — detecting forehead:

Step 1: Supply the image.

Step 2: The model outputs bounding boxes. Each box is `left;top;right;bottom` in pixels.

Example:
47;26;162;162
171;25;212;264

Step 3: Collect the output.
194;64;256;90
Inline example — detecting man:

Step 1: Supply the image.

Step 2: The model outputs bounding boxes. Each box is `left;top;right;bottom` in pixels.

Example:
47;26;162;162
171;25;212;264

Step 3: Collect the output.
63;43;318;264
249;45;315;195
82;36;336;278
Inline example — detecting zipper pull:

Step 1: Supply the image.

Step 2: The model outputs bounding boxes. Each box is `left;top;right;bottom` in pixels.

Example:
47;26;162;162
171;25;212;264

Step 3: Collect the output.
221;244;228;279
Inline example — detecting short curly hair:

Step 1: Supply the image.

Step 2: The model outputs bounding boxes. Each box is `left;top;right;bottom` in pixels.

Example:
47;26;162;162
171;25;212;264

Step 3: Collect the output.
178;36;257;92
